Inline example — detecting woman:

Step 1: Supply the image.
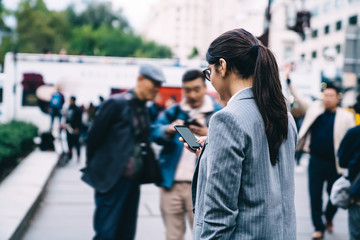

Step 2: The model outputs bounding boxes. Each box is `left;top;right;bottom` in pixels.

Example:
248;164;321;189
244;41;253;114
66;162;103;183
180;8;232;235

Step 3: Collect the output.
187;29;297;239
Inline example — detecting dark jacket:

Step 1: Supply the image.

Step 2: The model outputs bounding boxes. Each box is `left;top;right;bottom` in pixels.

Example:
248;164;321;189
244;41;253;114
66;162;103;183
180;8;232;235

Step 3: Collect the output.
338;125;360;198
81;91;137;193
65;105;82;130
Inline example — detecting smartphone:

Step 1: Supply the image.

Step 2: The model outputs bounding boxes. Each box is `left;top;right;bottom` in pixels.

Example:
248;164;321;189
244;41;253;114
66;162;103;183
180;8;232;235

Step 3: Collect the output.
174;125;202;151
184;118;203;127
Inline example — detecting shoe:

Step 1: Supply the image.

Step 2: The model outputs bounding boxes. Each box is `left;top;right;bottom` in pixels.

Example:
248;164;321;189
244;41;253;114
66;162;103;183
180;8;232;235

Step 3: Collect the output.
325;221;333;233
311;231;324;239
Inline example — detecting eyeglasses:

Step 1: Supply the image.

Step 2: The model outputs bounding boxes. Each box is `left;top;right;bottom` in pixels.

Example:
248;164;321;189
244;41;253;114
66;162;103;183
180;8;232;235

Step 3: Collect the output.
202;68;211;81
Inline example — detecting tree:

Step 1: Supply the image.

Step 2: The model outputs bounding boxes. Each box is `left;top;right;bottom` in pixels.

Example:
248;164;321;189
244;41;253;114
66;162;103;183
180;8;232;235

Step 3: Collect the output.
69;25;97;55
0;1;14;68
0;0;10;32
187;47;199;59
66;1;129;30
14;0;70;54
0;0;172;63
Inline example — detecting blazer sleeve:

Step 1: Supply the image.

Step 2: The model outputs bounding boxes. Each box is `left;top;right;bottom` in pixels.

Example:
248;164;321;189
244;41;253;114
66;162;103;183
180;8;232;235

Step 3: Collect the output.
201;111;244;239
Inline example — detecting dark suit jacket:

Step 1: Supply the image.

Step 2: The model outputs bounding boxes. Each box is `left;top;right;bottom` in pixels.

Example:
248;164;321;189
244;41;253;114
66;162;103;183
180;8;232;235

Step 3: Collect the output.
81;91;136;193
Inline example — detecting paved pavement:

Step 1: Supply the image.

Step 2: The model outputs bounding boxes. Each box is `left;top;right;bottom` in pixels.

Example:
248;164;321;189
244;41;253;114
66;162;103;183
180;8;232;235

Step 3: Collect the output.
21;151;349;240
0;150;58;240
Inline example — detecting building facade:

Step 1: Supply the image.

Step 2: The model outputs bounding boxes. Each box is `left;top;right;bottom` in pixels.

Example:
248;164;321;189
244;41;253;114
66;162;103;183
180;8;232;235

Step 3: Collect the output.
142;0;267;60
294;0;360;69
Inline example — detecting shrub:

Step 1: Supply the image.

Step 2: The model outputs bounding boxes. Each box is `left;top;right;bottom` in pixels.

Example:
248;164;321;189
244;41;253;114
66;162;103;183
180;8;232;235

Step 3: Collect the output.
0;121;38;170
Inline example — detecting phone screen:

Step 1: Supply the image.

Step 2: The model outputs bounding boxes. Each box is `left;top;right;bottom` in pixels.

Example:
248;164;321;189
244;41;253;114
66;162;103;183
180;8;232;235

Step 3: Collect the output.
174;125;202;150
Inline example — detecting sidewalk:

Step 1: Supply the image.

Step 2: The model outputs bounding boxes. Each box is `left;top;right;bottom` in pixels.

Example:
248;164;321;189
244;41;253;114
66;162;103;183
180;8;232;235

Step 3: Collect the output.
12;150;350;239
0;150;58;240
294;156;348;240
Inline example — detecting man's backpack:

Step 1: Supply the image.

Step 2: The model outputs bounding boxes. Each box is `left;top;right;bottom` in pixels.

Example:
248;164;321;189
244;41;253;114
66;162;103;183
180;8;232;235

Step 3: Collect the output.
50;92;63;109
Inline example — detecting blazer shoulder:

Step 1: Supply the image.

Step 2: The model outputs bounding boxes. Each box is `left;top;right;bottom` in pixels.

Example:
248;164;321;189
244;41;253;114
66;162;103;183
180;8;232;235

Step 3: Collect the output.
210;108;244;128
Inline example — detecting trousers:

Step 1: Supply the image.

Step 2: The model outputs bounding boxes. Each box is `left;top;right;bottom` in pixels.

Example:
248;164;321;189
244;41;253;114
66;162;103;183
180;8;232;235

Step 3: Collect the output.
349;203;360;240
93;177;140;240
308;155;340;232
160;182;193;240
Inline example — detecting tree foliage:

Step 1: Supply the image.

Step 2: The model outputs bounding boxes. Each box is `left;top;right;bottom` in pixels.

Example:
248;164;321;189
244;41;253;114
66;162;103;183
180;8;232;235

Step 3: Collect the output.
0;0;172;68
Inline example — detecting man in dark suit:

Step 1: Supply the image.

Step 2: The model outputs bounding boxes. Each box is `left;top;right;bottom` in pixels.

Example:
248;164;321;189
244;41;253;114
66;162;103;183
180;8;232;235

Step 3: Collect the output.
81;64;166;240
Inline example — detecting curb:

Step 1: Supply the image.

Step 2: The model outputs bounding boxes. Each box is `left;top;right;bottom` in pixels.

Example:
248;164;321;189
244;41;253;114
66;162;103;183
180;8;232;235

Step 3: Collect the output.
0;149;59;240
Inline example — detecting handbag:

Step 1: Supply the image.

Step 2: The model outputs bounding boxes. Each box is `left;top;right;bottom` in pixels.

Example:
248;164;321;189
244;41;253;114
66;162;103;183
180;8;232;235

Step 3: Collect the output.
131;97;163;185
138;141;163;185
330;172;360;209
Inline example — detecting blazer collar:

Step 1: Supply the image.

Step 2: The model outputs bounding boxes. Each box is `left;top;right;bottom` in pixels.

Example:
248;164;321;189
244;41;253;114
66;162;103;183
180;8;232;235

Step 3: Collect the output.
227;87;254;107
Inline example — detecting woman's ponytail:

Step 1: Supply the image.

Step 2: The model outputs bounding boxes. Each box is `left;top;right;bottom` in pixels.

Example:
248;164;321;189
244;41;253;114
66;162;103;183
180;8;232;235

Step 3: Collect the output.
253;45;288;165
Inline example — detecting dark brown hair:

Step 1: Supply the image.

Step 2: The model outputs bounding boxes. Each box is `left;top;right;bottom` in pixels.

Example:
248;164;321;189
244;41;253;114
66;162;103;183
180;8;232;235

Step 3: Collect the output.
206;29;288;165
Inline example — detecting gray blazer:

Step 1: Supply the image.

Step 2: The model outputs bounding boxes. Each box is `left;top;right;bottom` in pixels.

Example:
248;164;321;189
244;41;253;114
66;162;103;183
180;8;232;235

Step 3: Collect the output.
192;88;297;239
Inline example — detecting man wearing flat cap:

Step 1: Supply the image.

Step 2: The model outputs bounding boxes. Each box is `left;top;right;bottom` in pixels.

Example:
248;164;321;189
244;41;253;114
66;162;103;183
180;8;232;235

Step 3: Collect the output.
81;64;166;240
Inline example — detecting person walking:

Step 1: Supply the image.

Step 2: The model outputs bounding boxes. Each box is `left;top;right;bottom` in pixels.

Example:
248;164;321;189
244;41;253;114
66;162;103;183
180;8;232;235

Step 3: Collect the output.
297;83;355;239
49;86;65;132
185;29;297;239
338;125;360;240
63;96;82;163
81;64;165;240
151;69;222;240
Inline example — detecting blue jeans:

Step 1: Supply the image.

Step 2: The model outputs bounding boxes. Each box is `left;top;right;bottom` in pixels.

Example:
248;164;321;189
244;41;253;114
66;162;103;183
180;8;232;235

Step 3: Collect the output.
308;155;340;232
50;108;62;131
93;177;140;240
349;204;360;240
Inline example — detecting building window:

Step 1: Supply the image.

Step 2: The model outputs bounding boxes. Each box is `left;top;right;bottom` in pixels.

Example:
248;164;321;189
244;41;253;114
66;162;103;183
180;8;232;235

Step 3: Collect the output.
335;44;341;53
312;51;317;59
336;20;342;30
312;29;318;38
301;54;306;60
323;1;331;13
335;0;344;7
312;7;319;17
349;15;358;25
324;25;330;34
323;47;329;57
284;47;293;60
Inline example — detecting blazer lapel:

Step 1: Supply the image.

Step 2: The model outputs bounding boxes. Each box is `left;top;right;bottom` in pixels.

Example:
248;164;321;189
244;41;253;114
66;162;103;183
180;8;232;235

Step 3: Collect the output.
191;139;208;207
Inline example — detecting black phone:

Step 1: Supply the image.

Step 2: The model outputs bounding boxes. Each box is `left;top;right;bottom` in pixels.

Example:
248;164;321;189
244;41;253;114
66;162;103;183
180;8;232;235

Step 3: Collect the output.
184;118;203;127
174;125;202;151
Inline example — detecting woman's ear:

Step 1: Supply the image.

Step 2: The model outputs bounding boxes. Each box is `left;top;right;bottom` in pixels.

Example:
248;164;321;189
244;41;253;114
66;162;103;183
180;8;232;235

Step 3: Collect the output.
219;58;227;78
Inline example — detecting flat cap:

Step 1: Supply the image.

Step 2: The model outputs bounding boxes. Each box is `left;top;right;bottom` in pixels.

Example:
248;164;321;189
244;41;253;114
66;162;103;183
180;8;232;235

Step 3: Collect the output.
139;64;166;83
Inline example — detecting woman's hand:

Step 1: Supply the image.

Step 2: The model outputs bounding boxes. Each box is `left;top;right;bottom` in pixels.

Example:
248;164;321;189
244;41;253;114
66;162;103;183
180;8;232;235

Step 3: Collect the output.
179;136;207;158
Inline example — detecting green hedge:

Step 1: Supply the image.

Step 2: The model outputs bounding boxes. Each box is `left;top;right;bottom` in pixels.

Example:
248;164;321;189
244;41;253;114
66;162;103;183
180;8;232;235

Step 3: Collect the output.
0;121;38;169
